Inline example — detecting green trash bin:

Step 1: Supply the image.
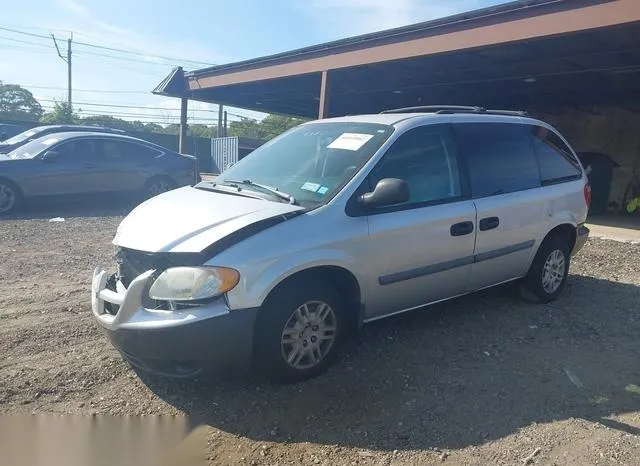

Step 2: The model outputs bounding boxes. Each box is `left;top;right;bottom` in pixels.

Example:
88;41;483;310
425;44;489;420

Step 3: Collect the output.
577;152;620;215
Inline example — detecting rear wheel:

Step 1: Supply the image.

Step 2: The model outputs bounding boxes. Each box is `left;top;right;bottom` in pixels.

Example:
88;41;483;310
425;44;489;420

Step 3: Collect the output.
143;177;176;199
519;235;571;303
254;278;348;383
0;179;21;216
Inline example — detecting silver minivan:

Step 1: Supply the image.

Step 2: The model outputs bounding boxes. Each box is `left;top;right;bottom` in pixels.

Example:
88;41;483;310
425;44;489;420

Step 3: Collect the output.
91;107;591;382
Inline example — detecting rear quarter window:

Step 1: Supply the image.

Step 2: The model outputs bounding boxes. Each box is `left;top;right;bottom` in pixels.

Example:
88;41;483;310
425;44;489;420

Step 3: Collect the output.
529;126;582;184
454;123;541;198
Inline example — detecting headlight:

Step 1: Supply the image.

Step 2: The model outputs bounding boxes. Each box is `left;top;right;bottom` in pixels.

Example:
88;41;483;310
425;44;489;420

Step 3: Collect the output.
148;266;239;301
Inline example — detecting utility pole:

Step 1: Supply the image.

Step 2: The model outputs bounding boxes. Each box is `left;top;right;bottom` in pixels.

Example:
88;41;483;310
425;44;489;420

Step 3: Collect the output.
223;111;228;137
51;33;72;108
67;37;72;108
217;104;223;138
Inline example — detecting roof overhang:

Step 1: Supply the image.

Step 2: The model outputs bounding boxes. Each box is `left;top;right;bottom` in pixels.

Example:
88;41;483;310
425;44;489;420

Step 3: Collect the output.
157;0;640;117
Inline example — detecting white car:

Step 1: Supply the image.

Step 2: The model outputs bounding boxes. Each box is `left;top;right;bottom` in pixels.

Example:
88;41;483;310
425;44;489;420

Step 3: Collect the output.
91;106;591;382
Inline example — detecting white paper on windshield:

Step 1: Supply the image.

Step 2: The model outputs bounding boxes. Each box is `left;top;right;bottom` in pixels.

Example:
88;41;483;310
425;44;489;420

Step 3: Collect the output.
41;138;60;146
301;182;321;192
327;133;373;151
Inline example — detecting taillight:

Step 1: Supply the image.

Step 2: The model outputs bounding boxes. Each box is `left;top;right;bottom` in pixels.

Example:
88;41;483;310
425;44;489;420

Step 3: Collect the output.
584;183;592;208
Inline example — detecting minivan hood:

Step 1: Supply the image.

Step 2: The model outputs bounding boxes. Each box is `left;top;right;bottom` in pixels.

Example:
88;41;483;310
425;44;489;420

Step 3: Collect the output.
113;186;305;254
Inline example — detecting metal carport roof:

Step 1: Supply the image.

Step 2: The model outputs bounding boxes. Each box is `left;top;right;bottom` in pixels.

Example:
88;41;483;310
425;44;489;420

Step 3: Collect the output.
155;0;640;119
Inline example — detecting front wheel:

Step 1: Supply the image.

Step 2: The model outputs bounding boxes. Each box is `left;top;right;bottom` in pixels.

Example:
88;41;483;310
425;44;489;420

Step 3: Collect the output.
0;179;21;216
519;235;571;303
254;279;348;383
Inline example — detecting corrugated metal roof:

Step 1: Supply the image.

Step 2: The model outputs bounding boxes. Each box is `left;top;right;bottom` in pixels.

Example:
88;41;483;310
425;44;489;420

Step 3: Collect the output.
186;0;572;78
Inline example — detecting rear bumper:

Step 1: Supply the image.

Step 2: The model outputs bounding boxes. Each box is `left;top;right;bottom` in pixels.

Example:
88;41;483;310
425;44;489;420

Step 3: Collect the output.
571;224;590;256
91;268;258;377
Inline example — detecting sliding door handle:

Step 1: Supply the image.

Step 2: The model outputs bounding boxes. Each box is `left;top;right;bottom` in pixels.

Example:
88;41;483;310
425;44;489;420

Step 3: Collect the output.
450;221;474;236
479;216;500;231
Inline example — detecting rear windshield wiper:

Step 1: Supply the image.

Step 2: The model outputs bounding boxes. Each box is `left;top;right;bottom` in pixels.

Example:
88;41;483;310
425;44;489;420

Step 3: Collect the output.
220;179;297;205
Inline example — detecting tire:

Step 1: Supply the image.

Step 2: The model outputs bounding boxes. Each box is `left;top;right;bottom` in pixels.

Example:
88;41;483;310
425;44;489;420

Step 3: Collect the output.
518;235;571;303
254;278;348;383
0;179;22;216
143;177;176;199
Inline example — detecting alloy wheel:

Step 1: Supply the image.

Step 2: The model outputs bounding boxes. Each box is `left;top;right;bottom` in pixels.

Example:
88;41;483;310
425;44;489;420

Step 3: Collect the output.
0;183;16;214
542;249;566;294
280;301;337;370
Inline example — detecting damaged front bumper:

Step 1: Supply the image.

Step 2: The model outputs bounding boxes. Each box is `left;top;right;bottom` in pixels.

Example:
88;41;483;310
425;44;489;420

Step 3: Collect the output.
91;268;258;377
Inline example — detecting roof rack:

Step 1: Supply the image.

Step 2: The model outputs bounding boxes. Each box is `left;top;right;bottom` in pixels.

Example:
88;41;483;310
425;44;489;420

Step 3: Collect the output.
380;105;528;117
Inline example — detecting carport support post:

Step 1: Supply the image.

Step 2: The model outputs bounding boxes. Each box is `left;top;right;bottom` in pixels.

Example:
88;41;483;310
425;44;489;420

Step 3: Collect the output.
318;70;330;119
179;97;188;154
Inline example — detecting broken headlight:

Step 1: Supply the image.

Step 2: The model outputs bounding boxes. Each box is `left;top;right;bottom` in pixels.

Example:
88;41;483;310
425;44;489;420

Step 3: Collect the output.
148;266;239;302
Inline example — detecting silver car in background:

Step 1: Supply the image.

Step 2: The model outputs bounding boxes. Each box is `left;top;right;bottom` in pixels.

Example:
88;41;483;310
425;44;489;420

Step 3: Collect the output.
91;107;591;382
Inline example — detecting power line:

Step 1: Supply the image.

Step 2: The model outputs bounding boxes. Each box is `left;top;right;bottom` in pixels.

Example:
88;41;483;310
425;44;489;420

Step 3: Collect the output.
39;98;223;113
73;49;179;67
0;44;53;54
72;53;167;77
0;25;214;67
35;98;256;120
22;85;152;94
0;35;55;48
0;23;73;34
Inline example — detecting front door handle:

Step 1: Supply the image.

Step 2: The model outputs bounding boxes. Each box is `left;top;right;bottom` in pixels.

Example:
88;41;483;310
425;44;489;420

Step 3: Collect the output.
84;163;97;169
479;216;500;231
450;221;474;237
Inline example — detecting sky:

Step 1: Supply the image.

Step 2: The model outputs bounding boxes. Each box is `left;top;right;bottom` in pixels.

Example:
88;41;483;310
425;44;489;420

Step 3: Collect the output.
1;0;508;125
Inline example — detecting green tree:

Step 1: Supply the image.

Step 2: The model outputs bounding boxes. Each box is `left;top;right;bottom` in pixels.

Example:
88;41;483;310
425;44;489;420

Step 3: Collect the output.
41;101;79;124
188;124;217;138
259;114;306;139
161;123;180;135
228;118;262;139
81;115;133;130
0;83;44;121
228;114;306;140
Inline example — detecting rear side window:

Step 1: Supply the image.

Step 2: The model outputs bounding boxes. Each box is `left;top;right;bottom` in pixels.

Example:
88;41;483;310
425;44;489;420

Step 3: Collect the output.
98;140;126;161
121;141;163;161
529;126;582;184
455;123;540;198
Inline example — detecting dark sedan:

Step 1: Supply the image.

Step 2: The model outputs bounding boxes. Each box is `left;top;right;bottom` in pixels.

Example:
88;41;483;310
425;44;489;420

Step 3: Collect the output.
0;125;126;154
0;132;198;215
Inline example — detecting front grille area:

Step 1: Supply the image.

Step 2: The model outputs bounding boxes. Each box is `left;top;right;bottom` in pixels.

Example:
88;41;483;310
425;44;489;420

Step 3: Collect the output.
116;248;164;287
114;247;205;310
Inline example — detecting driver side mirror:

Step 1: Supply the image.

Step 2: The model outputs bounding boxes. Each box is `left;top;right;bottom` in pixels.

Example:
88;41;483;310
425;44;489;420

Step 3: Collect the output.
42;150;61;162
360;178;409;208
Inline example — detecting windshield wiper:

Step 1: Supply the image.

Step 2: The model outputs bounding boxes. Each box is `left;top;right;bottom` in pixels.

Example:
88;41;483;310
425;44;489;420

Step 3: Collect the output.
219;179;297;205
196;182;265;200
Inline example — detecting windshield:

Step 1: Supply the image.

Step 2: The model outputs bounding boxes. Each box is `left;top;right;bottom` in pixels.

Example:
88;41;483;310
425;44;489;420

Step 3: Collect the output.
7;136;61;159
217;122;393;206
3;128;44;145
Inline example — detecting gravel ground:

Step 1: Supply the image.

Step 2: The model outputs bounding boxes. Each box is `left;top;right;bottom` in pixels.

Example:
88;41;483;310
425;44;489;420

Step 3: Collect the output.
1;203;639;465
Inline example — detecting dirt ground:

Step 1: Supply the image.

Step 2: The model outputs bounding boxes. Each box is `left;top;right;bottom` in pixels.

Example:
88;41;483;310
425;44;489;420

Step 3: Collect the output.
1;202;639;465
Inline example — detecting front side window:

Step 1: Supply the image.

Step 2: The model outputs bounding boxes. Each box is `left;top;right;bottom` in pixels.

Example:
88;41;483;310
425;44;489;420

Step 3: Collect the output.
529;125;582;184
455;123;540;198
55;139;97;163
217;122;393;206
368;124;462;206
